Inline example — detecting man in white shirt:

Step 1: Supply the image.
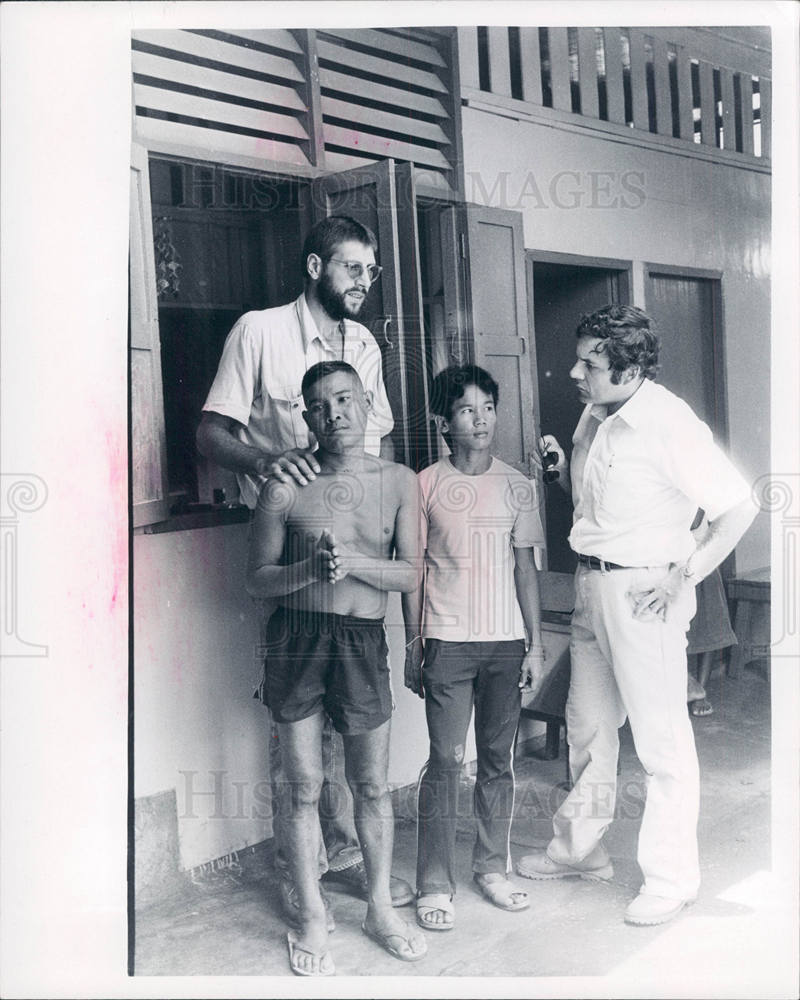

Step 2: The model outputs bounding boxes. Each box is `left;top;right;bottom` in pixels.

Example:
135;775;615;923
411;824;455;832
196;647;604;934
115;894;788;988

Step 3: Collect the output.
516;305;758;927
197;216;413;921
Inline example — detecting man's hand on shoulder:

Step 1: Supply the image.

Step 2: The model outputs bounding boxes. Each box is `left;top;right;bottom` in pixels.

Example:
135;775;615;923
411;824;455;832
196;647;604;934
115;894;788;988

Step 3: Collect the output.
261;448;321;487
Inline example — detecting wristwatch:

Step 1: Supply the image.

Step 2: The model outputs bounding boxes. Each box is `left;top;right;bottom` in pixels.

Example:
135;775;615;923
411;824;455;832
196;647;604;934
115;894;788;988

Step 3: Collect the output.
681;557;698;583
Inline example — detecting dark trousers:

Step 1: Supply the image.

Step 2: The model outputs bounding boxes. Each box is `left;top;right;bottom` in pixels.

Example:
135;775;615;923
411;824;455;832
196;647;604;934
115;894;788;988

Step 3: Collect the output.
416;638;525;896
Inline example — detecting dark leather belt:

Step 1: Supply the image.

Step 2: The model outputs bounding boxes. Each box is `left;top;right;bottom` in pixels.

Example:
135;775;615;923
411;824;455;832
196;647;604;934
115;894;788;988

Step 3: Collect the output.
577;553;634;572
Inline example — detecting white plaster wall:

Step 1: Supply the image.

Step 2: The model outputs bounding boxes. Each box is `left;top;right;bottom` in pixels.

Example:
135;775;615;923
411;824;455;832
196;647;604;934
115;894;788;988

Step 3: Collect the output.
461;106;771;572
134;524;270;870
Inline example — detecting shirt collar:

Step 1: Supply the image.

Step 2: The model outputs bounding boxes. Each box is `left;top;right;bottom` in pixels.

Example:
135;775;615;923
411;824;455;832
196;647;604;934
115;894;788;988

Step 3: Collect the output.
296;293;367;356
589;377;653;429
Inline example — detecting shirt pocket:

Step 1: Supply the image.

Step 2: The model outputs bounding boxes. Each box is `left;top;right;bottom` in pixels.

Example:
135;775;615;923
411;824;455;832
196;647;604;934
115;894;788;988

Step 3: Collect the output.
262;380;309;450
598;454;643;519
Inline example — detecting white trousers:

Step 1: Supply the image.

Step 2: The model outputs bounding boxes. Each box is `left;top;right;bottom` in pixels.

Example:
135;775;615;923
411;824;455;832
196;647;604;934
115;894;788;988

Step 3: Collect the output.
548;565;700;900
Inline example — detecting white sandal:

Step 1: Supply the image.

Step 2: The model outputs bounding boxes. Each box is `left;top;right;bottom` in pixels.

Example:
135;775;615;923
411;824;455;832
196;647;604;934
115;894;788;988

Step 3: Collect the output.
415;892;455;931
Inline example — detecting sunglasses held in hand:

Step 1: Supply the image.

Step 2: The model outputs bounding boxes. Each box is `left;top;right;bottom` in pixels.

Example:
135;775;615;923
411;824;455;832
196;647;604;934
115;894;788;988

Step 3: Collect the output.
543;451;560;485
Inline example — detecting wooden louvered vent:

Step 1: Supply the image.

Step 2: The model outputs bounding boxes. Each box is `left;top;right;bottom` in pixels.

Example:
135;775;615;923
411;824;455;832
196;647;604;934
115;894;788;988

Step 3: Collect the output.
317;28;458;191
131;29;315;169
131;27;461;190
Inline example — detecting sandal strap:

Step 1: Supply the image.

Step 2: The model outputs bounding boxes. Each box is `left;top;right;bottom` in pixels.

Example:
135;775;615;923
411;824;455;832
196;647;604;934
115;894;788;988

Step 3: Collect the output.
416;892;454;915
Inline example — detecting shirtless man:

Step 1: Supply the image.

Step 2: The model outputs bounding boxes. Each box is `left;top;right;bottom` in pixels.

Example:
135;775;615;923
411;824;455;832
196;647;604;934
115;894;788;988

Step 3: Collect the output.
246;360;427;976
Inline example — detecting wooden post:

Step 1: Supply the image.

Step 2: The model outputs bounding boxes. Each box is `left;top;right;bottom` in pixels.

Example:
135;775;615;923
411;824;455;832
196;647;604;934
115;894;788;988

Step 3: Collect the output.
629;28;650;131
519;27;543;104
487;26;512;97
576;27;599;118
652;35;672;135
738;72;754;155
457;26;480;89
675;45;695;141
698;59;716;146
548;27;572;112
298;30;326;168
602;29;626;124
720;66;736;151
759;77;771;160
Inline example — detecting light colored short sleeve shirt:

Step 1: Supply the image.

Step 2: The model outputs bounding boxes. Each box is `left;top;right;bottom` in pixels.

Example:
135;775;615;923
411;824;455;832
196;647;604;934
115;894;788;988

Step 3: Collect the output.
569;379;751;566
202;294;394;508
419;457;545;642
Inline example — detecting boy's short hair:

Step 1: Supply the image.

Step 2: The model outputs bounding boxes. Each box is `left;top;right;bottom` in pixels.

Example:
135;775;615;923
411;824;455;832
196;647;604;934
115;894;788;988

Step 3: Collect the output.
301;360;363;401
300;216;378;281
429;365;499;423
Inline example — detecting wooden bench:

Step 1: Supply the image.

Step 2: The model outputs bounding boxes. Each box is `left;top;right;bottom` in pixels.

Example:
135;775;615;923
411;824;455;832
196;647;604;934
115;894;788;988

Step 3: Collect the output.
519;571;573;760
726;567;771;677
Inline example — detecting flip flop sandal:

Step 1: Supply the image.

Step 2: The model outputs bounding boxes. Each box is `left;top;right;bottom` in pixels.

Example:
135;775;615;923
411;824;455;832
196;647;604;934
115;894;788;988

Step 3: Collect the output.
287;930;335;977
473;873;530;912
361;920;428;961
415;892;455;931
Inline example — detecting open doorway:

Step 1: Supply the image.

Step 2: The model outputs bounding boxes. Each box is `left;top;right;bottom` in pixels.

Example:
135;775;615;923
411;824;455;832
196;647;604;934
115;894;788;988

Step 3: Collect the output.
528;254;631;573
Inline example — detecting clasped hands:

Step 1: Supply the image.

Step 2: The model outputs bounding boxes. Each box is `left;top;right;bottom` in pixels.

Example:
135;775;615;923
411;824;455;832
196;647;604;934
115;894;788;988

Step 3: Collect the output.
311;528;355;584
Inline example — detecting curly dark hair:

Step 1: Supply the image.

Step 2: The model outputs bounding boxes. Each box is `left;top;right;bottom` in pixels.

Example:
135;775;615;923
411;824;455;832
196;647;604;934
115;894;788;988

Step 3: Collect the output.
576;304;661;383
429;365;499;423
300;216;378;281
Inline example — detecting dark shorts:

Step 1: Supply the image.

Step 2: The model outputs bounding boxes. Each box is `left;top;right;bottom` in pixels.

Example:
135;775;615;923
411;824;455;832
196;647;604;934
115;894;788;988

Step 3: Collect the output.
262;606;392;735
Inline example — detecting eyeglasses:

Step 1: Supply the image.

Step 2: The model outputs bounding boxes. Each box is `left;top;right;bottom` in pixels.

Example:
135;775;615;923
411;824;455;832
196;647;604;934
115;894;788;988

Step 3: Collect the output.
326;258;383;283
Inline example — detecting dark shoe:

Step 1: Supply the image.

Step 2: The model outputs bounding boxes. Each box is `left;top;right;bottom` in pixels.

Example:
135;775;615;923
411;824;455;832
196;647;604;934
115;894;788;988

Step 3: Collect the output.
322;860;415;907
279;877;336;933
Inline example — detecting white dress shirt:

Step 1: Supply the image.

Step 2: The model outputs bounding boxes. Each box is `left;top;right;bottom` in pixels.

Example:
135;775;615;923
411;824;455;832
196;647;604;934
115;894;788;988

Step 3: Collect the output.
569;378;750;566
203;294;394;508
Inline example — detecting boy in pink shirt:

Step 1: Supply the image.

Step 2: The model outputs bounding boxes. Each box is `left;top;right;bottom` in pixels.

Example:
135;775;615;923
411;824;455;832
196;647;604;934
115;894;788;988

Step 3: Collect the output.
403;365;546;932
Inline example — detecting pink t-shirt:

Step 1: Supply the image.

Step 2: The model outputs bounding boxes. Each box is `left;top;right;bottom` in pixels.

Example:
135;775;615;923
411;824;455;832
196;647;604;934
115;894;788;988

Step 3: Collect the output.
419;457;544;642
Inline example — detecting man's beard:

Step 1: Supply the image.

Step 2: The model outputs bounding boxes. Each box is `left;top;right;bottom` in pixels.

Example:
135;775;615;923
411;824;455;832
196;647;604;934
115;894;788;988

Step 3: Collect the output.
316;268;365;322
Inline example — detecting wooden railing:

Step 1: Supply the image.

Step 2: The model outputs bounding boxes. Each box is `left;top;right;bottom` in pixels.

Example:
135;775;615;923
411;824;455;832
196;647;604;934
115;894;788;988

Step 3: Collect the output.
458;26;771;163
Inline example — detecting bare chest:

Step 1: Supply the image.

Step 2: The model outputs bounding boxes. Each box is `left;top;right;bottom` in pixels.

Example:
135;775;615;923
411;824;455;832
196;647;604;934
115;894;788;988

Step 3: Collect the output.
286;471;396;556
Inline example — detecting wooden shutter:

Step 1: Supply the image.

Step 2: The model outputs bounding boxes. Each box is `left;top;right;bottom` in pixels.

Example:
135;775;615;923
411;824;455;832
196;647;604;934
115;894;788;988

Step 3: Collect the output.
463;205;537;477
316;28;458;195
131;29;314;170
312;159;432;469
130;143;169;527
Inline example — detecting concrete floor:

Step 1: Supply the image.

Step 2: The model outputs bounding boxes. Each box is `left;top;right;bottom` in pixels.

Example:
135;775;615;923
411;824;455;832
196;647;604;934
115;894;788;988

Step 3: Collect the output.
134;663;792;994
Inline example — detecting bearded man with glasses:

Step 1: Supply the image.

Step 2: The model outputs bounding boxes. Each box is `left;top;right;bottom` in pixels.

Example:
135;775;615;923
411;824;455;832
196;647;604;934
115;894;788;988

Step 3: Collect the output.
197;215;412;928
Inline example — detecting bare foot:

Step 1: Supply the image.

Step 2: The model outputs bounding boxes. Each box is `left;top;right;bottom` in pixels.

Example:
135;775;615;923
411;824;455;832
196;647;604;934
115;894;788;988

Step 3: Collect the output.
691;697;714;717
287;912;332;976
363;904;427;961
416;892;454;930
